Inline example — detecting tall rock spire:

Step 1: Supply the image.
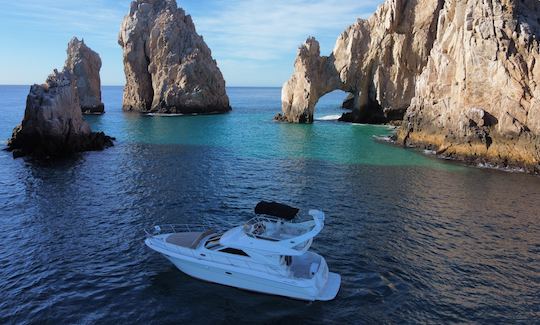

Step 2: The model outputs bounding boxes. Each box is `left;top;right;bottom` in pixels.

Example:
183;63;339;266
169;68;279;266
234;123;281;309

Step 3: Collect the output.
118;0;230;114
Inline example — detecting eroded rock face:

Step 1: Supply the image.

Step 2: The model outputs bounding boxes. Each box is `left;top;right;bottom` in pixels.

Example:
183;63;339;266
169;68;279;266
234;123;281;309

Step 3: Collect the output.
281;0;540;172
65;37;105;114
6;70;113;158
398;0;540;172
280;0;443;123
280;37;342;123
118;0;230;114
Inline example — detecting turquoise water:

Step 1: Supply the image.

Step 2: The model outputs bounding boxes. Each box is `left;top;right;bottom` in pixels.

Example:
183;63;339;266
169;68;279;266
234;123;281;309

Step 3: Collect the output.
81;87;459;168
1;86;539;324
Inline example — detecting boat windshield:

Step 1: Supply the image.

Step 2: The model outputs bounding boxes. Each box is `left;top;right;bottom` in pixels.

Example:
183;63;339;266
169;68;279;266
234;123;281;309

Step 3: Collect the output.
204;233;223;250
243;216;315;241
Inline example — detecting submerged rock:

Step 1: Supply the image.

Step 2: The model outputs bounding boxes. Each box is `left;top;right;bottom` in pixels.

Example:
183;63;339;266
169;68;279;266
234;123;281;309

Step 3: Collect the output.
118;0;230;114
6;70;113;158
281;0;540;172
65;37;105;114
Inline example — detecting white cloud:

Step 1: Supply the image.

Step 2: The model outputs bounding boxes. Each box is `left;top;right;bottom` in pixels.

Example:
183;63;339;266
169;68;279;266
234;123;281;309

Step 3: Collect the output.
193;0;379;61
0;0;382;85
2;0;125;47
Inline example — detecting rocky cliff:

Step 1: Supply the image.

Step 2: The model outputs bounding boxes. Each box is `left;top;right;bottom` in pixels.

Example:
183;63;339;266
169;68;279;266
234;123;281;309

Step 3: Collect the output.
399;0;540;172
118;0;230;114
280;0;540;173
65;37;105;114
280;0;443;123
6;70;113;158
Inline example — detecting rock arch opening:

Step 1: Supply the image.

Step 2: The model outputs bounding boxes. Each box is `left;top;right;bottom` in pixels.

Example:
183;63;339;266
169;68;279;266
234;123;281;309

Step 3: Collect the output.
312;90;353;121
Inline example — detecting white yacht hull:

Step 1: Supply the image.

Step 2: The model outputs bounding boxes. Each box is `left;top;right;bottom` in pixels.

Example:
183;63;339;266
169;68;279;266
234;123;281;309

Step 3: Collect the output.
165;254;340;301
145;236;340;301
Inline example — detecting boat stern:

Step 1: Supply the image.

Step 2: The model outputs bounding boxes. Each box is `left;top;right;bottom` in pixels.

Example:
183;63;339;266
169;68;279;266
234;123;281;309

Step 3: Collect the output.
313;257;341;301
316;272;341;301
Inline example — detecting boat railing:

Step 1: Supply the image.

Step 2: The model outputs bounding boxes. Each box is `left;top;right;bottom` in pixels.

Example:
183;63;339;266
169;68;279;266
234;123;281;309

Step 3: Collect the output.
243;215;314;242
243;215;285;241
144;220;231;238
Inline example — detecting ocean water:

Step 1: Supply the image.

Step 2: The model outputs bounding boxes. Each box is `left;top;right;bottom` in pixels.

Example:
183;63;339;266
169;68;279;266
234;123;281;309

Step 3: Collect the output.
0;86;539;324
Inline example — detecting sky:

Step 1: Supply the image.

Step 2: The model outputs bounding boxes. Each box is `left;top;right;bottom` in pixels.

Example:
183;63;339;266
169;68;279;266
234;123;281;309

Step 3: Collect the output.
0;0;382;87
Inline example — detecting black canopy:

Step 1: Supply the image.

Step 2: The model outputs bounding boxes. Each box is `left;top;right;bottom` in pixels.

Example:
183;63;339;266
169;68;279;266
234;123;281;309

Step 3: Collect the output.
254;201;299;220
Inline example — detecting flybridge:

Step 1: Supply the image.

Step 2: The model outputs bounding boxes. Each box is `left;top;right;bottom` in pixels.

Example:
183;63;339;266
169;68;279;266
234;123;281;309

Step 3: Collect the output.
220;209;326;256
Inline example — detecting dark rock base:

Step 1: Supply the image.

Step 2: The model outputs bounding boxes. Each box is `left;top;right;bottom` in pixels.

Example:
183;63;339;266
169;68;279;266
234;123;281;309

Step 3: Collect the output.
6;128;114;159
273;112;313;123
81;103;105;114
394;128;540;175
122;104;231;115
273;113;288;122
338;111;388;124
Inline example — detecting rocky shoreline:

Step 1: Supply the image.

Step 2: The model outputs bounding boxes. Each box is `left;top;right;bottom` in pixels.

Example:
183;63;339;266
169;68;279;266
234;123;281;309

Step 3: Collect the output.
395;129;540;175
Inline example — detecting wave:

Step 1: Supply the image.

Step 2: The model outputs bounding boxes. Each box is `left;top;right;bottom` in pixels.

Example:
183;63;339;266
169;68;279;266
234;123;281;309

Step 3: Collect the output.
477;162;526;173
372;135;393;143
145;113;185;117
315;114;341;121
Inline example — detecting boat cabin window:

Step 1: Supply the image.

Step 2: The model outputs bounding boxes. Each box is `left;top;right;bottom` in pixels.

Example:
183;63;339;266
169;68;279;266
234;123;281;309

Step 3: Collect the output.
205;234;223;250
282;255;292;266
219;247;249;257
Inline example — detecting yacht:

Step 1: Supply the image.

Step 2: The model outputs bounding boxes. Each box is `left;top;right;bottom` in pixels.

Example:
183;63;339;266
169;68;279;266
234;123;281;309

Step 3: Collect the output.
144;202;341;301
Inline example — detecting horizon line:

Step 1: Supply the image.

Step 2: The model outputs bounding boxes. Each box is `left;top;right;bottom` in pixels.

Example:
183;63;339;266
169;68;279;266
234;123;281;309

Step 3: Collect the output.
0;84;284;88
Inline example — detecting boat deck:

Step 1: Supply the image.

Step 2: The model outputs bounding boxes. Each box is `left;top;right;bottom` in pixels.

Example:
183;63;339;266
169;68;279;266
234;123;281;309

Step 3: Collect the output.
166;230;214;249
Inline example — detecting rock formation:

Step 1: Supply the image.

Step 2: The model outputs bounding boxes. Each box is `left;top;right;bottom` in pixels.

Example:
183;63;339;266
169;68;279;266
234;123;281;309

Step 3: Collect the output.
278;37;342;123
118;0;230;114
280;0;443;123
65;37;105;114
280;0;540;173
6;70;113;158
398;0;540;173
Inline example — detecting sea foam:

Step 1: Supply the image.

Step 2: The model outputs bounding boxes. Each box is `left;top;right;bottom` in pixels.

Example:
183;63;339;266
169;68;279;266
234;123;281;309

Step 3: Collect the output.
315;114;341;121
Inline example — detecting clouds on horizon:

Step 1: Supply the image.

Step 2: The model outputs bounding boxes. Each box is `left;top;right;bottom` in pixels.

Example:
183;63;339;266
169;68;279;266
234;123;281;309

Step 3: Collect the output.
0;0;381;86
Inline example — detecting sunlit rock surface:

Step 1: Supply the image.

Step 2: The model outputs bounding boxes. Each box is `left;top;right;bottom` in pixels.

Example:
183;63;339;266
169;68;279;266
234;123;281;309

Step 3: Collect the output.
65;37;105;114
118;0;230;114
280;0;540;172
398;0;540;173
280;0;442;124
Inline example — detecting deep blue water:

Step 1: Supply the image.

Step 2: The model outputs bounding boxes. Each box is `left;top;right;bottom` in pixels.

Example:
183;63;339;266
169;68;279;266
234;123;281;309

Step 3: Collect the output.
0;86;539;324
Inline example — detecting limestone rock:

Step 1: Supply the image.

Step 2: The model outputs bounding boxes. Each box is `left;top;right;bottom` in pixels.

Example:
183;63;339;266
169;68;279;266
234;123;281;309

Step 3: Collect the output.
280;37;342;123
6;70;113;158
341;93;355;110
118;0;230;114
65;37;105;114
399;0;540;172
281;0;443;123
281;0;540;172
